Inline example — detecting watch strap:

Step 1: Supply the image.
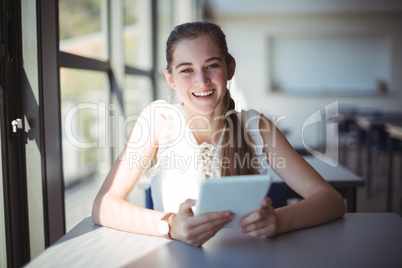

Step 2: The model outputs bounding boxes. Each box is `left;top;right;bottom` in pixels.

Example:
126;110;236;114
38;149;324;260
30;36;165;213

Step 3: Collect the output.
160;212;174;239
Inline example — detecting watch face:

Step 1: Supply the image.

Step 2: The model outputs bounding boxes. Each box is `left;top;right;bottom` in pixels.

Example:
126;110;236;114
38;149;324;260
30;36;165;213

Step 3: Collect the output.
158;220;169;235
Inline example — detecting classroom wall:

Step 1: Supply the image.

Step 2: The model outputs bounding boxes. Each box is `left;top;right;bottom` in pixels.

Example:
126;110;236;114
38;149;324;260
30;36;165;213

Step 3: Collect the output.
215;12;402;148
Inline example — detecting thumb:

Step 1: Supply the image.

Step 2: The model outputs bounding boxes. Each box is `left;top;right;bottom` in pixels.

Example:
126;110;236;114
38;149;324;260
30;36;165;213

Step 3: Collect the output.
262;197;272;208
178;199;196;216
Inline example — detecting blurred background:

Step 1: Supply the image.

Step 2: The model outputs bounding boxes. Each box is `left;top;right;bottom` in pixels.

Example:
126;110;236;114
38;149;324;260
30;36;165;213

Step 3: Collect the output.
1;0;402;267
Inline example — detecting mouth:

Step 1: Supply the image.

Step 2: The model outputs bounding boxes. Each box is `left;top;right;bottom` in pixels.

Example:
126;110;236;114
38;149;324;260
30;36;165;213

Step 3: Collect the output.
192;89;215;98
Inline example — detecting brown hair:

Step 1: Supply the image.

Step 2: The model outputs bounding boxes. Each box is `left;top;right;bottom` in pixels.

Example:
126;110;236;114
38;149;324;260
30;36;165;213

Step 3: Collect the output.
166;21;258;176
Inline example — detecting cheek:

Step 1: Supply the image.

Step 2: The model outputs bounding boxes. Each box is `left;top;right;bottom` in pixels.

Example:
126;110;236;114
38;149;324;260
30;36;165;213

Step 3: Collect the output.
210;70;227;83
175;76;193;88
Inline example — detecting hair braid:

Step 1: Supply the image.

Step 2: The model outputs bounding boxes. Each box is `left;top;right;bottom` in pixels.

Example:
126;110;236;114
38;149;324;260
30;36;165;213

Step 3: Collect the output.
220;90;258;176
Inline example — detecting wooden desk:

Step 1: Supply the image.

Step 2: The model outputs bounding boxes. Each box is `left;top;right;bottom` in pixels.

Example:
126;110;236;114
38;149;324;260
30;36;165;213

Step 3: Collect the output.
26;213;402;268
355;114;402;195
385;123;402;212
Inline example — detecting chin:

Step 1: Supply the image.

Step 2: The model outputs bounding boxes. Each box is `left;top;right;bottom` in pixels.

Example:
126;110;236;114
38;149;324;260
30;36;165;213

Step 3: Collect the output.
190;104;217;116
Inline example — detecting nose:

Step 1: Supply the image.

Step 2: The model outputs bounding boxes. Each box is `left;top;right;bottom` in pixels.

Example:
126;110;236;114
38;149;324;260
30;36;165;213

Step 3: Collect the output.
194;70;210;87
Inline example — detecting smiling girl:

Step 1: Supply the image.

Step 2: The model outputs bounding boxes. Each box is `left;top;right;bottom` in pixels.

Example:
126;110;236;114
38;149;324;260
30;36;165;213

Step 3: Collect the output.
92;21;345;247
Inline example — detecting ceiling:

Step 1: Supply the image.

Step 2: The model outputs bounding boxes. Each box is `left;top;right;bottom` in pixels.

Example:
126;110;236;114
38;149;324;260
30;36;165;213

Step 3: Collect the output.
208;0;402;16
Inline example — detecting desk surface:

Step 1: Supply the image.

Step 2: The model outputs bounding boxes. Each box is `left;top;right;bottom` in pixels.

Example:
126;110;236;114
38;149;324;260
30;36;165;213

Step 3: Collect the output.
386;123;402;141
289;156;363;187
27;213;402;268
338;107;382;122
355;114;402;131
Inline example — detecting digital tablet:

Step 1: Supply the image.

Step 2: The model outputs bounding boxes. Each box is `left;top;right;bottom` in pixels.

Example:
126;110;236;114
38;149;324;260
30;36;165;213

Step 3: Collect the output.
194;174;272;228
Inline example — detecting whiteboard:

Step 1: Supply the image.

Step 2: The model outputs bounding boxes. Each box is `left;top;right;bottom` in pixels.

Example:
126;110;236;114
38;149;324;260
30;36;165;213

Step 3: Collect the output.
270;34;391;95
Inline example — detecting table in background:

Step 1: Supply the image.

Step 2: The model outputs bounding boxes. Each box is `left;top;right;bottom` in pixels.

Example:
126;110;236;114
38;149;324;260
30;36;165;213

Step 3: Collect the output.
338;107;382;166
139;156;364;213
355;114;402;195
386;123;402;212
285;156;364;212
26;213;402;268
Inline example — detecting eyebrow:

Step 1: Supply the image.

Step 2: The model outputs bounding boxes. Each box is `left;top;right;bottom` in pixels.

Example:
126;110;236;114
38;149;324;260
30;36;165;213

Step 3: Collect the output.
174;57;223;70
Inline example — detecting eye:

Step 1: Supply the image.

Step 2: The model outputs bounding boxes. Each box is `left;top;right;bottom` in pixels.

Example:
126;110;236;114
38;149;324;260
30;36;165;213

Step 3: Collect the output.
207;63;220;69
180;68;192;73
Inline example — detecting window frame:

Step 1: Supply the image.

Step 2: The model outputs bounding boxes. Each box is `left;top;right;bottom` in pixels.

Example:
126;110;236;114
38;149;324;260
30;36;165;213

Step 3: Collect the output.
34;0;160;247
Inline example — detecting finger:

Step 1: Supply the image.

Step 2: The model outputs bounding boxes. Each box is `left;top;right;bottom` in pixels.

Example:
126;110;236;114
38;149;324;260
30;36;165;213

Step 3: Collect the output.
182;212;234;244
239;198;273;227
243;224;277;238
185;216;233;246
241;218;269;233
193;220;230;246
178;199;196;216
262;197;272;207
191;212;234;233
187;210;233;229
242;216;277;237
177;211;233;245
239;208;270;227
196;211;233;225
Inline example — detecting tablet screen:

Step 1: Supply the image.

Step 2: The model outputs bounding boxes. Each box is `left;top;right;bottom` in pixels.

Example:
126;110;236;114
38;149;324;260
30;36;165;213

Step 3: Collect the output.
194;174;272;228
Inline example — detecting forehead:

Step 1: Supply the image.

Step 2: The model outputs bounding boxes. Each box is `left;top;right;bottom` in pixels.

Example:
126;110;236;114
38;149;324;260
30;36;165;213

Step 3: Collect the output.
172;35;222;62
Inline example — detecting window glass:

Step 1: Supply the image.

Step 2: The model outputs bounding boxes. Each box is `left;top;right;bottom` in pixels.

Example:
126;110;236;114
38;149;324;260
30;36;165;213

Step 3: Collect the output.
157;0;173;68
59;0;107;61
124;0;152;70
123;75;152;207
124;75;153;137
60;68;110;231
157;0;174;100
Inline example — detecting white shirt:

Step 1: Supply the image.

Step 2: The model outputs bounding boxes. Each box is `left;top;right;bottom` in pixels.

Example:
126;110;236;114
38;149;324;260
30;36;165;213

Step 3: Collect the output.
145;100;269;212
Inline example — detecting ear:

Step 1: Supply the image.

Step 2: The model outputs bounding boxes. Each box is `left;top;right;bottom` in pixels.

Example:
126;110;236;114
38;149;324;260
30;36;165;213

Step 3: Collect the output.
164;68;177;89
227;58;236;80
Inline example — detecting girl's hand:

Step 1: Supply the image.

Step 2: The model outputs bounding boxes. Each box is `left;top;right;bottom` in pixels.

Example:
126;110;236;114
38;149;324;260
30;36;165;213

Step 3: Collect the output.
239;197;278;237
170;199;234;247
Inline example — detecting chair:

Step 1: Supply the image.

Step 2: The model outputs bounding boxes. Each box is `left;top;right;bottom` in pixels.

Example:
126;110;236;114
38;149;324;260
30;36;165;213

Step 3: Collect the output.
146;187;154;210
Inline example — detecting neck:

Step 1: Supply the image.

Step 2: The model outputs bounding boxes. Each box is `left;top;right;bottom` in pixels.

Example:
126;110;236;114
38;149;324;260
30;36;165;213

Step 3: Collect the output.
183;105;225;145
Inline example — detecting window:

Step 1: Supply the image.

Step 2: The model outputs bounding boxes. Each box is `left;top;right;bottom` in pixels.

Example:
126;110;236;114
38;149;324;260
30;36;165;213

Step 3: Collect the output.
2;0;200;264
58;0;156;232
124;75;153;136
60;68;109;230
157;0;175;100
59;0;107;61
124;0;152;70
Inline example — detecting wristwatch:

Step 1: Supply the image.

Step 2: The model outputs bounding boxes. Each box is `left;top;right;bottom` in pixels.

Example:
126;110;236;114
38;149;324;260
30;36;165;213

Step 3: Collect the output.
158;212;174;239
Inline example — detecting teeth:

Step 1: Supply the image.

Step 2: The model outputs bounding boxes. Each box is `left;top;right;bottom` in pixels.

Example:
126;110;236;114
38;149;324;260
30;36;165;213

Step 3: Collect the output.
193;90;213;97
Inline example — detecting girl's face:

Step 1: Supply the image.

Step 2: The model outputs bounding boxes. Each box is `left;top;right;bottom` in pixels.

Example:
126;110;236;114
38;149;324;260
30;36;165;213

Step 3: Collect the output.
164;35;235;118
